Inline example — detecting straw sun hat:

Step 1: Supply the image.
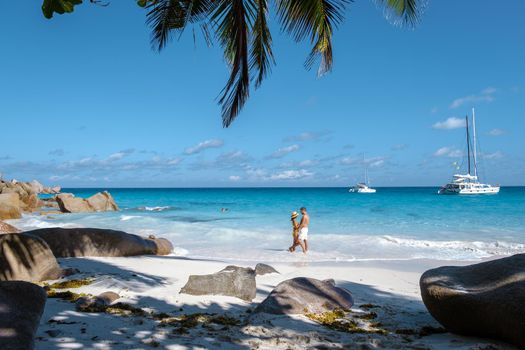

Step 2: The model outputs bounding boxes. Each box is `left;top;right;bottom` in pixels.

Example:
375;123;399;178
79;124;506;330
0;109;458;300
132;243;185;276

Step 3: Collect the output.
290;211;299;219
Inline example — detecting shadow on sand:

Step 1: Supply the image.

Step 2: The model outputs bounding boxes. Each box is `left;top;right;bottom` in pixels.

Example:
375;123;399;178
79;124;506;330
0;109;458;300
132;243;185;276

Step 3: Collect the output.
34;256;519;350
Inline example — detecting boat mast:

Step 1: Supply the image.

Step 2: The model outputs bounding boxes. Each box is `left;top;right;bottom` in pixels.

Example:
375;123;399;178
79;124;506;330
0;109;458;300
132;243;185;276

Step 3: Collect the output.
363;153;368;185
472;108;478;179
466;115;471;176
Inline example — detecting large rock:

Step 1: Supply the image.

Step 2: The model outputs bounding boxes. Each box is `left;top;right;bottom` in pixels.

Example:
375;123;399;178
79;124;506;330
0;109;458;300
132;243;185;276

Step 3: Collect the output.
181;265;256;302
23;227;173;257
420;254;525;348
255;277;354;315
0;221;21;234
86;191;119;212
0;281;47;350
255;263;279;276
0;233;63;282
29;180;44;194
0;193;22;220
55;191;118;213
56;193;94;213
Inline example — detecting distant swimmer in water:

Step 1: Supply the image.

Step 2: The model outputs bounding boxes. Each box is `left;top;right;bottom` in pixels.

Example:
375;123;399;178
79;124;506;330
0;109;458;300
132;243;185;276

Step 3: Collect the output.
220;208;229;213
298;207;309;254
288;211;300;252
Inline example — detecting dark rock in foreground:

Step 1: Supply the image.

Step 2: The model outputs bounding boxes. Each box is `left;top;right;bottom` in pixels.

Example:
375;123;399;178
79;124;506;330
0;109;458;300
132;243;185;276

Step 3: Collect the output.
255;263;279;276
0;233;63;282
0;281;47;350
181;265;256;302
420;254;525;348
255;277;353;315
23;227;173;257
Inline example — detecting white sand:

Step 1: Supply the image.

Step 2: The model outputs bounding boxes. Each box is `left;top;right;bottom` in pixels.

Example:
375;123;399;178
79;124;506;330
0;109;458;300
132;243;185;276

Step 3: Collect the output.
35;256;518;350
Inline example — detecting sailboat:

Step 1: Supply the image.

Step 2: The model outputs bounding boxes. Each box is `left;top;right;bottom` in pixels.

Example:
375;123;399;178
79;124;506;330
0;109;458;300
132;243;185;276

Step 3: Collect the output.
349;154;377;193
438;108;500;195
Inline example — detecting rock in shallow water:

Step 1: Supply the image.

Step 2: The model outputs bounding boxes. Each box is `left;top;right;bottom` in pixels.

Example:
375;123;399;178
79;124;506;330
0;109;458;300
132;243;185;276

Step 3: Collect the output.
0;281;47;350
420;254;525;348
55;191;119;213
255;277;353;315
0;233;63;282
23;227;173;257
181;265;256;302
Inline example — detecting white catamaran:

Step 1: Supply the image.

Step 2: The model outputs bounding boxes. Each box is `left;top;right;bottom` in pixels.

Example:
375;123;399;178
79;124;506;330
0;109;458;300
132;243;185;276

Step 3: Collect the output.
349;155;377;193
438;109;500;195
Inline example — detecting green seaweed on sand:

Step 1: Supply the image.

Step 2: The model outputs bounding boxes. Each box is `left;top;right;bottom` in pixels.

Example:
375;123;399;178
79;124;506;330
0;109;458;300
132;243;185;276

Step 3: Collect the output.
105;302;147;317
160;313;241;334
305;309;388;335
46;290;87;302
355;311;378;320
45;278;94;289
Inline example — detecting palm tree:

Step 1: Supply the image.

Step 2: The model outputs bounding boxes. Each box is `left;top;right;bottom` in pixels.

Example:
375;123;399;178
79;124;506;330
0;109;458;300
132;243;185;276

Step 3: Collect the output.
42;0;424;127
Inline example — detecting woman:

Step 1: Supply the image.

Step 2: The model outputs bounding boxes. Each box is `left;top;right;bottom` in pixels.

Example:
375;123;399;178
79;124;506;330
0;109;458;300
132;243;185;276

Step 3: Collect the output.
288;211;300;252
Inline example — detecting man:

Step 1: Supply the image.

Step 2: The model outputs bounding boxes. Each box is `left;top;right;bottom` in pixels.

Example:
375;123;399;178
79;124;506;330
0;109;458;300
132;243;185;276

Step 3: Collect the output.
298;207;309;254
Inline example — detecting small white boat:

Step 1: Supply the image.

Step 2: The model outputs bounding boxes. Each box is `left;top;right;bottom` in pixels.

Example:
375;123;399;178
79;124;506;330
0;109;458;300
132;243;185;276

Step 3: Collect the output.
349;154;377;193
349;182;377;193
438;109;500;195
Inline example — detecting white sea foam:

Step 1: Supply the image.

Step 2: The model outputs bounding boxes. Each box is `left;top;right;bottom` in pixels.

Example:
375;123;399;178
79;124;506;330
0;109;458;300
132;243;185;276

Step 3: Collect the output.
8;212;525;263
120;215;141;221
138;206;171;212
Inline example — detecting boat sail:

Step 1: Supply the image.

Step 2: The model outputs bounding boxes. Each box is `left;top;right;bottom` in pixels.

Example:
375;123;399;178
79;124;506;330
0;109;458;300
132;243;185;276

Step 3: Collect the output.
349;154;377;193
438;109;500;195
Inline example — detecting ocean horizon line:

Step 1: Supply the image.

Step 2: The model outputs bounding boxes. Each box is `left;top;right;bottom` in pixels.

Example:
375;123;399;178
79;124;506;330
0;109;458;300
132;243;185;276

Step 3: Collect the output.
57;185;525;190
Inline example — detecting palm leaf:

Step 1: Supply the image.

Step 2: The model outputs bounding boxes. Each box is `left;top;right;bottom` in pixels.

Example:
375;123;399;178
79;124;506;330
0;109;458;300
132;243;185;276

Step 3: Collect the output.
276;0;349;76
250;0;274;88
211;0;257;127
146;0;215;51
376;0;423;26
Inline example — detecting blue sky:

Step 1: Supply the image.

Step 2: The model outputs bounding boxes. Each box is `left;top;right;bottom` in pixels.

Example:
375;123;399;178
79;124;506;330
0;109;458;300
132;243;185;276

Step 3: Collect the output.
0;0;524;187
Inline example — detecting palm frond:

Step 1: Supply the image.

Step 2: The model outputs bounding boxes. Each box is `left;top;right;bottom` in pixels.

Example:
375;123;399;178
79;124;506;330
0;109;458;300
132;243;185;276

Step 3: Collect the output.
211;0;257;127
146;0;215;51
376;0;424;27
276;0;349;76
250;0;274;88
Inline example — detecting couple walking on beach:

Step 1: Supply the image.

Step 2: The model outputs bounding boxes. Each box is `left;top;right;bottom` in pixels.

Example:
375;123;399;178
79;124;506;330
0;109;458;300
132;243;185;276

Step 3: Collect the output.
288;207;309;254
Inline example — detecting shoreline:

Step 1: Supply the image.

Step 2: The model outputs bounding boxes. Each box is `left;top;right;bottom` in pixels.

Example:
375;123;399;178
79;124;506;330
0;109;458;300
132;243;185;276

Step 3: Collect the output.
35;255;518;349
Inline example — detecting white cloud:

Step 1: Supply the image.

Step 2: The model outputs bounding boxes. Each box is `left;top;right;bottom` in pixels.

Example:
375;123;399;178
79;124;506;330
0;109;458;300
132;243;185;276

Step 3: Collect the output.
483;151;503;160
434;147;463;158
268;144;300;159
184;139;224;155
450;87;496;109
269;169;313;180
340;157;357;165
488;128;505;136
369;159;385;168
49;149;65;157
283;131;332;143
432;117;465;130
229;175;241;181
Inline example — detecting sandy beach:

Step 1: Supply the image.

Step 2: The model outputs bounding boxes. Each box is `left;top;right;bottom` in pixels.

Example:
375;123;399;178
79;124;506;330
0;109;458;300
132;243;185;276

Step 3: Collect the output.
34;256;518;350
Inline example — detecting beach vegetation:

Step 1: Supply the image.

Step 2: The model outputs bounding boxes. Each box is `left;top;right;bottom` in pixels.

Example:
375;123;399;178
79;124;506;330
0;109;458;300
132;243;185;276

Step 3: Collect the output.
46;278;94;289
305;308;387;335
39;0;424;127
46;290;88;301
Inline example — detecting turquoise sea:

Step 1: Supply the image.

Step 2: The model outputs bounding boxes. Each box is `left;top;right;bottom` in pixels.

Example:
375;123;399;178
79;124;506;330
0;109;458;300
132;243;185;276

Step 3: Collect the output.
14;187;525;262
